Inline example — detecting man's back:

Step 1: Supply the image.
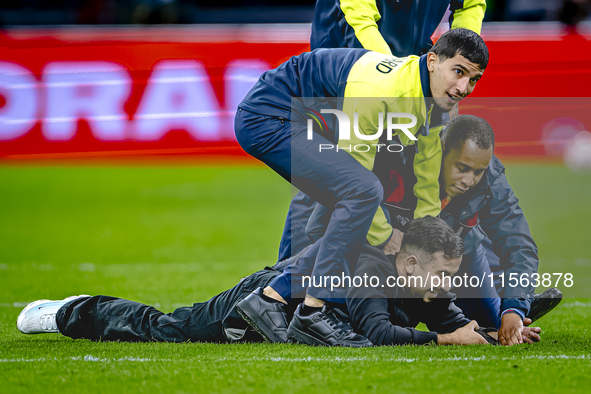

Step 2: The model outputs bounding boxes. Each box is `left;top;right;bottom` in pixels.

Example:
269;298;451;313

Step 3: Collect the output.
239;48;368;118
239;48;429;124
311;0;485;56
311;0;451;56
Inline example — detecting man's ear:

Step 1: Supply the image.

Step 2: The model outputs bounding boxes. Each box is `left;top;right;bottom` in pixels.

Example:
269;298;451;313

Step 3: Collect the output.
427;52;438;72
405;255;418;275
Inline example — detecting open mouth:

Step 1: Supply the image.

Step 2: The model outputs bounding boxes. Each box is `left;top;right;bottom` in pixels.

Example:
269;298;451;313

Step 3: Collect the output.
447;93;462;102
455;186;467;193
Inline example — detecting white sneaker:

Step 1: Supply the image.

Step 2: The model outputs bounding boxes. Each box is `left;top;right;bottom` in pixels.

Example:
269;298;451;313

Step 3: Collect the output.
17;295;90;334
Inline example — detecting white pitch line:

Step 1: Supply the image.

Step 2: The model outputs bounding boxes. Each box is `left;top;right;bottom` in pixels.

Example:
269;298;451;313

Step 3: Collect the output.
562;302;591;308
263;355;590;363
0;356;172;363
0;302;32;308
0;355;589;363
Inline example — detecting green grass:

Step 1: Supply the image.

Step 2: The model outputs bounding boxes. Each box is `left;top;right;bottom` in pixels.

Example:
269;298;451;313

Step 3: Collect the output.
1;163;590;393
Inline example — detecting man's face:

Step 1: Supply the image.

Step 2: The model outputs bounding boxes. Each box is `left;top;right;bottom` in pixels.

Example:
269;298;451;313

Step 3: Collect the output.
440;139;493;198
408;251;461;302
428;53;484;111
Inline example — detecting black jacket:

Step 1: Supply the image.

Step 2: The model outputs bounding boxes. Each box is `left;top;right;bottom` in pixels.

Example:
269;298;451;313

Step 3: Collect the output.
346;244;470;345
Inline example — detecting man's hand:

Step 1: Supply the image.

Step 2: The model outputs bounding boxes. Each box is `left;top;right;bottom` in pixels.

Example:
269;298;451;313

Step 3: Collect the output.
521;325;541;344
499;312;524;346
487;318;540;345
382;228;404;255
438;320;488;345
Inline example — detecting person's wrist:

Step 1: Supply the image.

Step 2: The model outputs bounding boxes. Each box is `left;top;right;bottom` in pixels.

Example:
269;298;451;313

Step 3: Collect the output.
502;308;525;321
437;333;454;345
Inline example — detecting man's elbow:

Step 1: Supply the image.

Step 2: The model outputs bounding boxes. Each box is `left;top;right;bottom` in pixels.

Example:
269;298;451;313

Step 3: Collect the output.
357;321;394;346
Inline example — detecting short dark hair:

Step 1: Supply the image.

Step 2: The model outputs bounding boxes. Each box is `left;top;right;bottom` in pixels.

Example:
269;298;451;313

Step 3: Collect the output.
441;115;495;152
399;216;464;266
429;28;489;70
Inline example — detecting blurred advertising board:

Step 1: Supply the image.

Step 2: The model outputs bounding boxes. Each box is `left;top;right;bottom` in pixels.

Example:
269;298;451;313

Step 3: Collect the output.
1;24;591;161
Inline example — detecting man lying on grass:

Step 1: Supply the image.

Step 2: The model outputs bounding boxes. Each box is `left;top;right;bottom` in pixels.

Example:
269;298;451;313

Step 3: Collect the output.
16;217;541;346
344;216;539;346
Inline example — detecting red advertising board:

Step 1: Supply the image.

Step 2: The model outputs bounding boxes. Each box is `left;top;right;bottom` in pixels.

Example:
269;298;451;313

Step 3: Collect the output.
1;24;591;161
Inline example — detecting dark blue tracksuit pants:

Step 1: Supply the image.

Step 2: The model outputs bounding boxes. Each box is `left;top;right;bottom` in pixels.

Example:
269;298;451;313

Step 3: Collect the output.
235;108;383;302
278;191;317;262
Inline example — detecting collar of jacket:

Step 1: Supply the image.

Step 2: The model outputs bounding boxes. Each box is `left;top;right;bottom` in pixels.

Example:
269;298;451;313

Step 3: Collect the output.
418;54;449;131
419;54;432;99
470;154;505;196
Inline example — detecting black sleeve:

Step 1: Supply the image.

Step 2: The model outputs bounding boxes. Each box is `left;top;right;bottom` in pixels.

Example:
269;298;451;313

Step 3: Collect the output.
347;296;438;346
422;295;471;334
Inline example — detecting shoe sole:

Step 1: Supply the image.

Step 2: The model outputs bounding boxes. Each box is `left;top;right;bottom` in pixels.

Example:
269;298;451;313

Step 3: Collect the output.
529;296;562;324
236;302;286;344
286;324;329;347
287;324;373;348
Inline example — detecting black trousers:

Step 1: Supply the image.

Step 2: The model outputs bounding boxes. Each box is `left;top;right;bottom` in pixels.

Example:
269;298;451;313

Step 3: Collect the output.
56;268;281;343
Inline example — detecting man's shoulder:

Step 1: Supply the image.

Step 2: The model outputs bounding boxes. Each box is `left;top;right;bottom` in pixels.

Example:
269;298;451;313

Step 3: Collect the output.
345;53;422;97
355;244;397;277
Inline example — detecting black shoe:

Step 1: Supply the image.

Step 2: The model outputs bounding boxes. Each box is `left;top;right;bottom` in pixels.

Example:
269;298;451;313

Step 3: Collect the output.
326;305;352;325
286;304;373;347
475;327;501;345
527;287;563;324
236;287;289;343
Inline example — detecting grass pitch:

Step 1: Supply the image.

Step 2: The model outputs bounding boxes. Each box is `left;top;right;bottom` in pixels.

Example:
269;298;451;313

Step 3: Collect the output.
1;162;590;393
